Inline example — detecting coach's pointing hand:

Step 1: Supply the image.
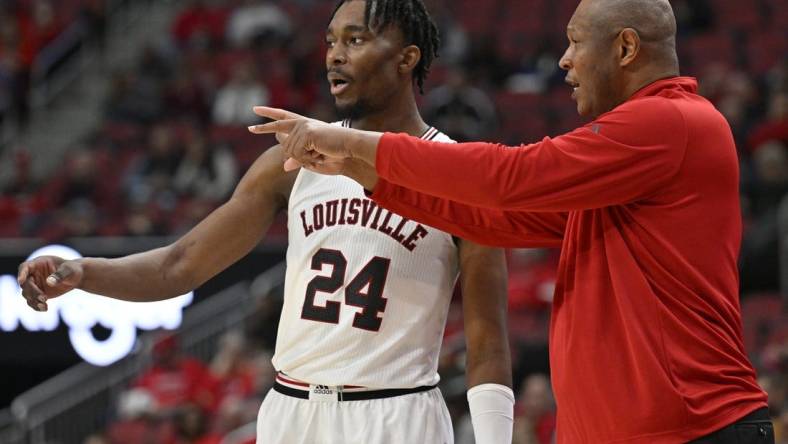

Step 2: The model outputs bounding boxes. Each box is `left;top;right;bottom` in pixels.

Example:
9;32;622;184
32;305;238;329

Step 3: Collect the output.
249;106;382;172
18;256;84;312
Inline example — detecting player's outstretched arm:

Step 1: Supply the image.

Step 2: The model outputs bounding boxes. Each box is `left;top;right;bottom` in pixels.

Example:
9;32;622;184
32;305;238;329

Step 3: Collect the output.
458;241;515;444
18;146;296;311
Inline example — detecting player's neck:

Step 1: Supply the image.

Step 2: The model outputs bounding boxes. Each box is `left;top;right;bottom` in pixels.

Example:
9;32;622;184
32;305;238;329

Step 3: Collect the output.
350;92;429;138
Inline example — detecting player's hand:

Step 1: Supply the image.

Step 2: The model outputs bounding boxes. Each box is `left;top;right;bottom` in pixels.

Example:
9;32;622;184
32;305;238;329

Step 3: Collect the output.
249;106;355;171
17;256;84;311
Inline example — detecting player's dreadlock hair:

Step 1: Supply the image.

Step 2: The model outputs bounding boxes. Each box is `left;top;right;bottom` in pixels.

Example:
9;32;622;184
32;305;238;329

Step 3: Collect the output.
330;0;440;94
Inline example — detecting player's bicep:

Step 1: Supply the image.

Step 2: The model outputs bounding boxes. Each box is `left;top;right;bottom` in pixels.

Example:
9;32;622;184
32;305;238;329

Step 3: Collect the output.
233;144;297;205
169;145;297;287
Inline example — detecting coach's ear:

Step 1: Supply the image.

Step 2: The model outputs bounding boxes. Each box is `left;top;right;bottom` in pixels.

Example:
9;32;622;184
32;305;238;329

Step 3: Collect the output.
399;45;421;74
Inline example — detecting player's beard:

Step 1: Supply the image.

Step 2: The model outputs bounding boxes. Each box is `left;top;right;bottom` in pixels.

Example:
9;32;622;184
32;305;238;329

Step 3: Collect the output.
335;98;375;121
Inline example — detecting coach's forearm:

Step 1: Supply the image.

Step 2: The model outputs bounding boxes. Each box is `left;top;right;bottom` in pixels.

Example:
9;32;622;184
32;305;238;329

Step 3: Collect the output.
343;158;379;191
346;129;382;167
78;247;194;302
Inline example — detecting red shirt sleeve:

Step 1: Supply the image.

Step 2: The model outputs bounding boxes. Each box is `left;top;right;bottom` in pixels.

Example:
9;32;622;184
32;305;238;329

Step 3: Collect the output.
371;180;567;247
375;97;687;213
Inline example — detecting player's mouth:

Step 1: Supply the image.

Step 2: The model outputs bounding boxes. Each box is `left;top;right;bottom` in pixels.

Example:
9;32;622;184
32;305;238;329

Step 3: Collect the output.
328;73;353;96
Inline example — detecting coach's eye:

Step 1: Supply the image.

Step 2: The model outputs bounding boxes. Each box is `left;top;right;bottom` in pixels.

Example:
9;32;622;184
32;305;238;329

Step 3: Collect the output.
349;37;364;45
325;40;336;48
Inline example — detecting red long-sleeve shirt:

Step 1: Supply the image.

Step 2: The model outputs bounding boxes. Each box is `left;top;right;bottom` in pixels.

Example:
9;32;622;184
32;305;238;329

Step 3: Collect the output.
370;77;767;443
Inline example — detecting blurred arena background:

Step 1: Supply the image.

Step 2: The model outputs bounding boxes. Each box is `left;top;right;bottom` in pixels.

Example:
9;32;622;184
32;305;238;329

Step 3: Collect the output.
0;0;785;443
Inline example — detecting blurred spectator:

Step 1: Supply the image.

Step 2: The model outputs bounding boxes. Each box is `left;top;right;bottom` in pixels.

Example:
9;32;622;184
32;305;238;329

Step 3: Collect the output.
2;148;34;195
759;371;787;443
79;0;107;52
513;373;556;444
428;3;470;66
138;45;172;86
173;130;238;202
719;71;759;145
225;0;291;48
32;147;113;239
57;198;99;237
105;69;164;124
0;10;29;129
212;61;268;125
211;397;256;443
0;40;11;126
463;36;509;86
507;249;558;313
243;290;283;351
210;331;255;410
749;92;788;152
134;334;219;414
740;140;788;293
124;203;169;237
125;124;182;209
15;0;64;125
168;404;222;444
247;351;275;401
164;61;212;124
672;0;714;35
83;433;111;444
747;140;788;217
423;67;497;141
172;0;229;49
107;388;172;444
46;148;110;209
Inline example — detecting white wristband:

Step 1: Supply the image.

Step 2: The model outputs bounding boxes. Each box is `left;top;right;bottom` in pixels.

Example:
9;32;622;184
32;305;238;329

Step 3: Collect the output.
467;383;515;444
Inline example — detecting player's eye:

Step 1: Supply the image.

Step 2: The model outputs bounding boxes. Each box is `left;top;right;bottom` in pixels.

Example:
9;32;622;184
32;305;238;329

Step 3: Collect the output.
349;37;364;45
325;39;336;48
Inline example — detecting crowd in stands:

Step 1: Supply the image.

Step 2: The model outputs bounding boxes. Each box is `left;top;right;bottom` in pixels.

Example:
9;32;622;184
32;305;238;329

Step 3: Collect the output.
1;0;786;442
0;0;106;129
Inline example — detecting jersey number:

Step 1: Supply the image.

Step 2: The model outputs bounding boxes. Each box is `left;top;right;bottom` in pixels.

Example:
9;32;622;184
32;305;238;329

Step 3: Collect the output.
301;248;391;331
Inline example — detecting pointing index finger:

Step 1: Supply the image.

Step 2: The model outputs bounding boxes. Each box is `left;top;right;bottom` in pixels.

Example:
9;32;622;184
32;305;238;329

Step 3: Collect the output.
248;119;299;135
252;106;305;121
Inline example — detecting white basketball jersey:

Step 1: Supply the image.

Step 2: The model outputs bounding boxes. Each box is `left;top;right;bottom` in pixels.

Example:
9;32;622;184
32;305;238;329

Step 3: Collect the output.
272;121;458;389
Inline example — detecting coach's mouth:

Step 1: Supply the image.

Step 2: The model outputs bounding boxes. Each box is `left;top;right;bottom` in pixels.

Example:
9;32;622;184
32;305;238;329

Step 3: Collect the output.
565;78;580;99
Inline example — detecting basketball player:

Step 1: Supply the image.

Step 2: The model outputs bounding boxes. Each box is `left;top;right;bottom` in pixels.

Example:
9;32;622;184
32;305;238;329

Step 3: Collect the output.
18;1;514;443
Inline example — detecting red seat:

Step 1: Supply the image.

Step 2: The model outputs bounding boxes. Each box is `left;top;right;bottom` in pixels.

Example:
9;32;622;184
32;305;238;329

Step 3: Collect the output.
683;33;735;72
495;92;548;144
746;30;788;74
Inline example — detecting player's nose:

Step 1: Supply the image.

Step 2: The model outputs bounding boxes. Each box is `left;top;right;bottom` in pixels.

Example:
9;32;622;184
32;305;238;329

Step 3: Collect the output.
327;45;348;66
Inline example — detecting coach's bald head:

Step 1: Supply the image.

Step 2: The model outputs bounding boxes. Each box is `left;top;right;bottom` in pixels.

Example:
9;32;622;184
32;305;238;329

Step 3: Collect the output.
559;0;680;118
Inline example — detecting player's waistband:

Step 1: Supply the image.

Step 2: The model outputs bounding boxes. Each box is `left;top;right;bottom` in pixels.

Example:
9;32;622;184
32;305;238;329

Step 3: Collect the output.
274;373;437;402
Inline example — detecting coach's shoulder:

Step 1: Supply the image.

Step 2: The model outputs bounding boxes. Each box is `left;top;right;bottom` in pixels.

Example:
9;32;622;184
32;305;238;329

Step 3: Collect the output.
593;95;686;144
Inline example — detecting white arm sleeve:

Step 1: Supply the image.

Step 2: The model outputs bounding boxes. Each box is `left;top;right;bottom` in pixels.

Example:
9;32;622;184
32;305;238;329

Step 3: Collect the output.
467;383;515;444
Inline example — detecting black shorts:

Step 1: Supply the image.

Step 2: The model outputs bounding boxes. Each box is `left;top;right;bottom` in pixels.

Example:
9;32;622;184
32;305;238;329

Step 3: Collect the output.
688;408;774;444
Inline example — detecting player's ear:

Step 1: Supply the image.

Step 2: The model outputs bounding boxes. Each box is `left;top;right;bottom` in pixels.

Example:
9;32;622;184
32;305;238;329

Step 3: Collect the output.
399;45;421;74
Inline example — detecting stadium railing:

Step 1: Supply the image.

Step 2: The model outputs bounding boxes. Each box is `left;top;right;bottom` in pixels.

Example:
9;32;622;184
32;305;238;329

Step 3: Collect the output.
9;261;286;444
1;0;156;148
0;408;24;444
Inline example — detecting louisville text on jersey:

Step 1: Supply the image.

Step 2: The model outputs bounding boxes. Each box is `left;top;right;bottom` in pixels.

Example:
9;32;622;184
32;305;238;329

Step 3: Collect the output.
299;198;430;251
